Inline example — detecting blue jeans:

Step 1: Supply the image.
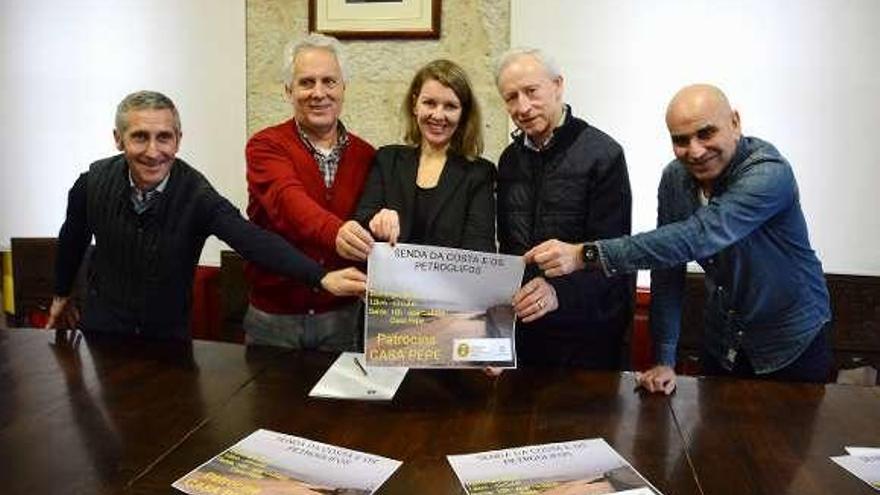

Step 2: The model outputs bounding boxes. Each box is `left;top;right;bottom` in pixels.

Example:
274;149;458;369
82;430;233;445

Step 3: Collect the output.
243;302;362;351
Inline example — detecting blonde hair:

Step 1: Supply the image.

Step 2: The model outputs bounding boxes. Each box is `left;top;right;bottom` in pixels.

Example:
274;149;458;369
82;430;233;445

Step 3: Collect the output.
402;59;484;160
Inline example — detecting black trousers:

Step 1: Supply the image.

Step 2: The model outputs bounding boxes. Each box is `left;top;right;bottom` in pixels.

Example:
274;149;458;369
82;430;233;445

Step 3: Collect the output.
516;318;628;370
701;322;833;383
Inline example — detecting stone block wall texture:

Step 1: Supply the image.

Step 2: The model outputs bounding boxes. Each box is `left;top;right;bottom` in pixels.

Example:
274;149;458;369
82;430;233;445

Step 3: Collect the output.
247;0;511;163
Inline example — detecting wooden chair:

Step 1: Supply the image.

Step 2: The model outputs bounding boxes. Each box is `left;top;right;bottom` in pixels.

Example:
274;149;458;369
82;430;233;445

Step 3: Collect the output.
219;250;248;343
10;238;58;327
10;237;91;328
676;272;880;384
827;274;880;383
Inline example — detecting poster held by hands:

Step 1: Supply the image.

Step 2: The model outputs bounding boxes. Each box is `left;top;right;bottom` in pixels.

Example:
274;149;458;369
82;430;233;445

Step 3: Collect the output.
365;243;524;369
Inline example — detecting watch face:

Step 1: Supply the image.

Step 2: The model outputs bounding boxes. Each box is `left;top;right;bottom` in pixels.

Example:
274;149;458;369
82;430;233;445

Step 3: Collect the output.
583;244;597;263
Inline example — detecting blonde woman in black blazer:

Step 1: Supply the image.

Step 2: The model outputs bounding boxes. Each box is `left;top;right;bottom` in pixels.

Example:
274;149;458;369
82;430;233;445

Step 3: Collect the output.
337;59;496;258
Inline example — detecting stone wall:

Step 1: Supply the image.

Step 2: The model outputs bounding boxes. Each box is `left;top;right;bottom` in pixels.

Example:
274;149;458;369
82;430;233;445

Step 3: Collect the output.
247;0;510;162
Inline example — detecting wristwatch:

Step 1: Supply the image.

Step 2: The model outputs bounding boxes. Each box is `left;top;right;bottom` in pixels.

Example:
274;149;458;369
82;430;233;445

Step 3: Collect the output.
581;242;600;269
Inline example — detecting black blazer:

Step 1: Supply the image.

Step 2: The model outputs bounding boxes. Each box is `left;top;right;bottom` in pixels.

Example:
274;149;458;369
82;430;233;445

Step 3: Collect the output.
353;145;497;253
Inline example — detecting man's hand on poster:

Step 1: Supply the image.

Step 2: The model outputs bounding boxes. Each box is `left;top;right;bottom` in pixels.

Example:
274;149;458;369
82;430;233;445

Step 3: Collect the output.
524;239;585;277
336;220;374;261
368;208;401;245
512;277;558;323
320;267;367;297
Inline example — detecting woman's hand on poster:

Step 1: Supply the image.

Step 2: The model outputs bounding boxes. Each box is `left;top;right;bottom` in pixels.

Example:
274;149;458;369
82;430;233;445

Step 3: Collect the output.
512;277;558;323
368;209;400;245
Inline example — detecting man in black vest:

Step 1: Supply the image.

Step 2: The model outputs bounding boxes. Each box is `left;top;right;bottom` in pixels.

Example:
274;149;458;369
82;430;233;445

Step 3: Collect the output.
46;90;366;338
494;48;634;369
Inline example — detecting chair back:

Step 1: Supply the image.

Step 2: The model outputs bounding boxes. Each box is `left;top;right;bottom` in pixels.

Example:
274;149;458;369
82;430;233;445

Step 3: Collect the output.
10;237;91;328
219;250;247;343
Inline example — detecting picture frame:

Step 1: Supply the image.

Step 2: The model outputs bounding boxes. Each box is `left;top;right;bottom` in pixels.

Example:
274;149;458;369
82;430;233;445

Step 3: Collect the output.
309;0;441;40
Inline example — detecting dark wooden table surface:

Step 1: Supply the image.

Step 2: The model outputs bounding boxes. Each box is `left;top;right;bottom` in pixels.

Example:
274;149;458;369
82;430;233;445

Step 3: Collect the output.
1;329;877;494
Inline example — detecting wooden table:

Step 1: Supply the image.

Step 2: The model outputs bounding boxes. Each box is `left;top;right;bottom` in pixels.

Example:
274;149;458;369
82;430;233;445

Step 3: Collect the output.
1;329;877;494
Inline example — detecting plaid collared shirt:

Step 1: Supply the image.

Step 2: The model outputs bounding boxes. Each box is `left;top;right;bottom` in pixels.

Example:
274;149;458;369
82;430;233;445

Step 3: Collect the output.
129;169;170;215
297;122;350;188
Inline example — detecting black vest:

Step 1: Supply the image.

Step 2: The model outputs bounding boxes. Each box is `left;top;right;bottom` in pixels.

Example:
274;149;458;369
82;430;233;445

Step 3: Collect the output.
83;155;209;338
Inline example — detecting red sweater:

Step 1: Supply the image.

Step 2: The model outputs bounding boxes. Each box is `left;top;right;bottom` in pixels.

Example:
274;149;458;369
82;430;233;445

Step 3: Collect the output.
245;119;375;314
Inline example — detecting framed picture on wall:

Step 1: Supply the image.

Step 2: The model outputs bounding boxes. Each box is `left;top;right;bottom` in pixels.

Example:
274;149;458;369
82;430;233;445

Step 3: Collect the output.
309;0;441;39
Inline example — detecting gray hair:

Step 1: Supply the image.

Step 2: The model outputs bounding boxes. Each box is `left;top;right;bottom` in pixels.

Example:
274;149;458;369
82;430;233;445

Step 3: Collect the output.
280;33;349;87
494;47;562;86
115;90;181;135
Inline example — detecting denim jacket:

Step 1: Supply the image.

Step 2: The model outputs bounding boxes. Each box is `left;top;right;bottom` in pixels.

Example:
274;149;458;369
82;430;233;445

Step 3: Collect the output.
598;137;830;373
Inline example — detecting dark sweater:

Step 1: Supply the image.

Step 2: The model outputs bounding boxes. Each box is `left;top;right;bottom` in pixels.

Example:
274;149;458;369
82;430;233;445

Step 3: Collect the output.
55;155;327;339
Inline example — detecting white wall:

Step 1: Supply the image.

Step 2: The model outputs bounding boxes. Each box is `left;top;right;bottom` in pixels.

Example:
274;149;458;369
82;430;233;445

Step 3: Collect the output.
512;0;880;277
0;0;246;265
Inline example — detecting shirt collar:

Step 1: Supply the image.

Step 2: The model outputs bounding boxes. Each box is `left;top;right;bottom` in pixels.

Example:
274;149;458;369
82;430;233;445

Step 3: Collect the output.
128;168;170;194
296;120;349;156
521;104;569;151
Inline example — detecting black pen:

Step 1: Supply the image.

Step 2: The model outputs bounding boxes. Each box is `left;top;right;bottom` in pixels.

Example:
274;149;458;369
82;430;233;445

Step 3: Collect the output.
353;356;369;377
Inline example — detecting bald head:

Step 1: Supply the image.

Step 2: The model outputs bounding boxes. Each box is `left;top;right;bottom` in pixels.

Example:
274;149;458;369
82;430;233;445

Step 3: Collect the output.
665;84;742;192
666;84;734;127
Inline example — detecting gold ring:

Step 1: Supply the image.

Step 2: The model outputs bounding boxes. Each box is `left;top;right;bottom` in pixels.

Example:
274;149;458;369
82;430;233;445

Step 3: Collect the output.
537;299;545;309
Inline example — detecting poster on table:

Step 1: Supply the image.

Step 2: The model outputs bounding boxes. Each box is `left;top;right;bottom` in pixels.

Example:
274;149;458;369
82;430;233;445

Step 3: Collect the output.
831;447;880;491
172;429;401;495
447;438;662;495
365;242;525;368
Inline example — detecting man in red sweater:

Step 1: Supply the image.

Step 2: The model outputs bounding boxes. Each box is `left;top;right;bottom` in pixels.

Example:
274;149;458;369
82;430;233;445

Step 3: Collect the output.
245;34;376;350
